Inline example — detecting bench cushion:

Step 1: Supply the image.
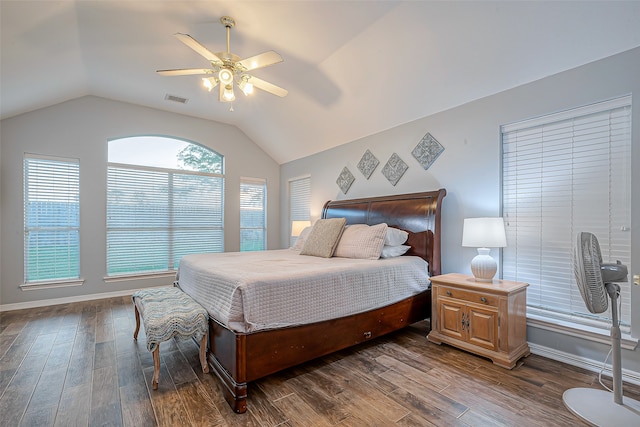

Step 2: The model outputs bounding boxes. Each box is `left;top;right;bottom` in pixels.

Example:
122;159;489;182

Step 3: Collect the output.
132;287;208;352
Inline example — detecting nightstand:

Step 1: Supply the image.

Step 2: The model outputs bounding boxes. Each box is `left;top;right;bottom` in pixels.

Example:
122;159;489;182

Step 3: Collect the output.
427;273;530;369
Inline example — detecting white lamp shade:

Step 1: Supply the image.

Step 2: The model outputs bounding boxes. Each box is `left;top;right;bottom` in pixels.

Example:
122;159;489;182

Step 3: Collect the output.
462;217;507;248
291;220;311;237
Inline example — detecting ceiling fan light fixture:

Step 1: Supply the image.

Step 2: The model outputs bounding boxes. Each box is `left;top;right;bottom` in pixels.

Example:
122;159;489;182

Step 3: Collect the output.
239;78;254;96
159;15;287;109
218;67;234;85
202;77;217;92
223;84;235;101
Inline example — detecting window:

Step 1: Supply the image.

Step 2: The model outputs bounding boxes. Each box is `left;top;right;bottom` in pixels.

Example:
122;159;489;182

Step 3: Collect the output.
107;136;224;277
502;96;632;330
288;176;310;247
23;154;80;284
240;177;266;251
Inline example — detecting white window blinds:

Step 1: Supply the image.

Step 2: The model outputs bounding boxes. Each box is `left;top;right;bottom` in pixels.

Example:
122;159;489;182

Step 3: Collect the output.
502;95;632;328
240;177;266;251
107;165;224;276
24;154;80;283
289;176;311;247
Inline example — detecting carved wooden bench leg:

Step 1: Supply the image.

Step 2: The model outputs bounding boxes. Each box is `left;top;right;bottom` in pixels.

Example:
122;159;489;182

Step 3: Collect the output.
133;304;141;340
152;345;160;390
199;333;209;373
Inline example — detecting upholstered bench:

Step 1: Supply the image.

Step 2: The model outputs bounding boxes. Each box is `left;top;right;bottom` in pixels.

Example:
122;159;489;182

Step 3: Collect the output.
132;286;209;389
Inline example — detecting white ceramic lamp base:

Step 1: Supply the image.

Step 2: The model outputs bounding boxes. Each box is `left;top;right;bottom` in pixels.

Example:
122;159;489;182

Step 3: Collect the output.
470;248;497;282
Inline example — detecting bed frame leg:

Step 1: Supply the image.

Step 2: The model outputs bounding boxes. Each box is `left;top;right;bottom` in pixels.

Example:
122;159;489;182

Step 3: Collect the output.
227;385;247;414
207;353;247;413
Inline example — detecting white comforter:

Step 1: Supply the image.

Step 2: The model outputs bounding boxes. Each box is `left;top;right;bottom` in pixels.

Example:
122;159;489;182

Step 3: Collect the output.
177;249;430;333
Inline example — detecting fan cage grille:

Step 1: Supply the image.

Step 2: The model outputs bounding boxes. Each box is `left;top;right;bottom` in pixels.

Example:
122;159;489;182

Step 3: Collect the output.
574;232;608;314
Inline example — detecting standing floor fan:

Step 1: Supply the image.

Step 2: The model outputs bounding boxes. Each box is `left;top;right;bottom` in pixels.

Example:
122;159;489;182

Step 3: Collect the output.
563;232;640;426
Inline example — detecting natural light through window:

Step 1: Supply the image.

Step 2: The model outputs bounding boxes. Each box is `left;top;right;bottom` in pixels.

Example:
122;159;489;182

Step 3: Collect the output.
108;136;222;173
23;154;80;285
501;96;632;331
106;136;224;277
240;178;267;251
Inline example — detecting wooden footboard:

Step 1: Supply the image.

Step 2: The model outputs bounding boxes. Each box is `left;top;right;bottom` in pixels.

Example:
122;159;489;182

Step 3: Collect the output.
207;290;431;413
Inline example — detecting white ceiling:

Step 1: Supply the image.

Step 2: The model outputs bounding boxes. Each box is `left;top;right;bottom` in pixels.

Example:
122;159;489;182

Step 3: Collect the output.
2;1;640;164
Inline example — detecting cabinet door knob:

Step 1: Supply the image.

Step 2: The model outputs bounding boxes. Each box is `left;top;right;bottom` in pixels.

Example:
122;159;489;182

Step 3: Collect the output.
446;290;452;296
480;297;487;303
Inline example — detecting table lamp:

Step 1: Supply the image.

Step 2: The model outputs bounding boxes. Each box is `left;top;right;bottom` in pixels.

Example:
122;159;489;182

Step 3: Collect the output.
462;217;507;282
291;220;311;238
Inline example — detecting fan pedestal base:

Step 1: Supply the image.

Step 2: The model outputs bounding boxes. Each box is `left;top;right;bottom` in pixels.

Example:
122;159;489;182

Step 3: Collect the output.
563;388;640;426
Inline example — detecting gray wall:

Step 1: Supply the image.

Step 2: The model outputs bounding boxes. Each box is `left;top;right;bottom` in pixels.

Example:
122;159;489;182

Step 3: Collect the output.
1;96;280;306
280;47;640;376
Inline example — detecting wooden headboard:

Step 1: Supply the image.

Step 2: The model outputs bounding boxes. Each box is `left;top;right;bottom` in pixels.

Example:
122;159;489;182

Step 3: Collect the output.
321;189;446;276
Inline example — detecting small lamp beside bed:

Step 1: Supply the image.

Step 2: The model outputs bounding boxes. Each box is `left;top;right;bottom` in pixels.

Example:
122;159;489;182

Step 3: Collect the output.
291;220;311;238
462;217;507;282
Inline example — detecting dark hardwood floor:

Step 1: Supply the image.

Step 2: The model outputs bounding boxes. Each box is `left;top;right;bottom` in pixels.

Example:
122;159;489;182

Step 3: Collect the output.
1;296;639;426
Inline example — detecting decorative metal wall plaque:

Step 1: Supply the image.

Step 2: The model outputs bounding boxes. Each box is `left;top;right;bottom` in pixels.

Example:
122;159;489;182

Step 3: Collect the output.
336;166;355;194
411;132;444;170
381;153;408;186
357;149;379;179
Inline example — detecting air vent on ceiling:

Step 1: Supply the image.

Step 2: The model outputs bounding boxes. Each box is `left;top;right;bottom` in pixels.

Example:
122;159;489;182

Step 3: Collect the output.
164;94;188;104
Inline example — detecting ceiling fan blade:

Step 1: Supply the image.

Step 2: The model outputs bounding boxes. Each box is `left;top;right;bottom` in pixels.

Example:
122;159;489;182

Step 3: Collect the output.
174;33;223;64
237;51;283;72
156;68;215;76
247;75;288;98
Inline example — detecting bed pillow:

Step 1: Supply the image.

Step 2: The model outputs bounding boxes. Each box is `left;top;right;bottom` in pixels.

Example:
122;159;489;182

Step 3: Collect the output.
385;227;409;246
380;244;411;258
300;218;347;258
290;226;312;251
334;223;388;260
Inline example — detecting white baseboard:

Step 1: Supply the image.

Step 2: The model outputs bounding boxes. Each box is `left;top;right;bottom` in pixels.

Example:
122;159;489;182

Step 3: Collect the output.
0;288;137;312
529;342;640;386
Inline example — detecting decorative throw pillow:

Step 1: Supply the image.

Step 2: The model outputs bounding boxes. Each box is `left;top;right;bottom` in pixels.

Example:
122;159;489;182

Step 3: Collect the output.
291;226;312;251
380;244;411;258
385;227;409;246
334;223;388;260
300;218;347;258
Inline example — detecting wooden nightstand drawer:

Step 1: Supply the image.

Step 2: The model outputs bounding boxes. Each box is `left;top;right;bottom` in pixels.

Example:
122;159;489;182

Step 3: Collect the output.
438;286;499;307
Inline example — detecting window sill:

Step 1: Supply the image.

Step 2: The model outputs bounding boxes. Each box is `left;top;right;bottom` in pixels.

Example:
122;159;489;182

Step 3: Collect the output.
527;313;638;350
20;279;85;291
103;271;176;283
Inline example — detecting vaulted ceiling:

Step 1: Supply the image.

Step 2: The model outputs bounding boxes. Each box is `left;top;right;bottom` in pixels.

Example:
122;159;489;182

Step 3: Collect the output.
2;1;640;164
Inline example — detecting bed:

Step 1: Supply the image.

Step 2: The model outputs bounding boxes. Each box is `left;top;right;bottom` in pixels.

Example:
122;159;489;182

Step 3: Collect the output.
177;189;446;413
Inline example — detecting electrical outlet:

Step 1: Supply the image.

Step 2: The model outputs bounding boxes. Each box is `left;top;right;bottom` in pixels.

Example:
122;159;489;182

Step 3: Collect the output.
634;274;640;286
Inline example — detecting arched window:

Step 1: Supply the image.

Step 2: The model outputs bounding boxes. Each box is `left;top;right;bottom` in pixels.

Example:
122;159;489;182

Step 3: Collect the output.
107;136;224;277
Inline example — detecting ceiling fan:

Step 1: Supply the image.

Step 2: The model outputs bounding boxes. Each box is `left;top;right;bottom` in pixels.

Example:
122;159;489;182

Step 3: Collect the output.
157;16;288;106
